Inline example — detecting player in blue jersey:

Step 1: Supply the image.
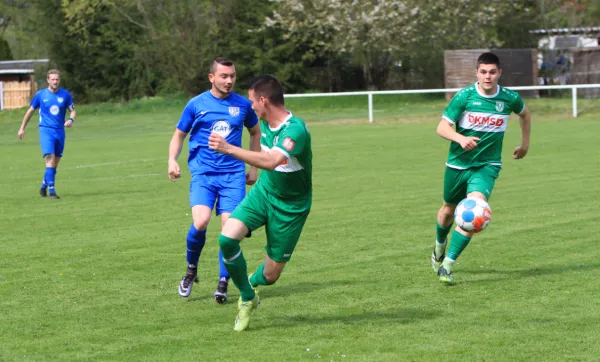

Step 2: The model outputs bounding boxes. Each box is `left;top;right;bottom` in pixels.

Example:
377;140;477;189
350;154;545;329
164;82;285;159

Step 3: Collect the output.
18;69;76;199
168;57;261;303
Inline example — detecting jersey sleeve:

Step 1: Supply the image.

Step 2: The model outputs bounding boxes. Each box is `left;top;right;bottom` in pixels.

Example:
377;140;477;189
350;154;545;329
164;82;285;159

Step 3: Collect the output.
30;92;41;109
243;104;258;128
66;92;75;111
442;91;467;124
176;101;196;133
510;91;525;114
273;123;307;159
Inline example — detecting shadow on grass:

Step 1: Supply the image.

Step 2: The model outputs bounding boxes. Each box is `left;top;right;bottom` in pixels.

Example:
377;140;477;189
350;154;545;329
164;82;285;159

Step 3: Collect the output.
460;262;600;283
252;307;442;331
257;279;378;298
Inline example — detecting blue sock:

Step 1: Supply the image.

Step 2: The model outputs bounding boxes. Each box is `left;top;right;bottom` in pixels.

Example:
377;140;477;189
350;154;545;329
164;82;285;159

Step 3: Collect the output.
186;224;206;267
47;167;57;194
42;167;53;190
219;249;230;281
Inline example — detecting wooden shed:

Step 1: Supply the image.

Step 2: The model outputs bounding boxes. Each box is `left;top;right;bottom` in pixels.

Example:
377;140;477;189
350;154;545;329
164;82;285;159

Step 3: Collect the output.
0;59;49;110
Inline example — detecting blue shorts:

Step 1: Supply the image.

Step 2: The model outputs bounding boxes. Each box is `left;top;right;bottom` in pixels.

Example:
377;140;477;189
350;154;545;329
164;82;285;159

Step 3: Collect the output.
39;127;65;158
189;172;246;215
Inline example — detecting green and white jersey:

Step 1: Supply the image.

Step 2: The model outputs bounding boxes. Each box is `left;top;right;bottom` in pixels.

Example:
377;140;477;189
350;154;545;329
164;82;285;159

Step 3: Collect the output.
442;83;525;169
257;113;312;200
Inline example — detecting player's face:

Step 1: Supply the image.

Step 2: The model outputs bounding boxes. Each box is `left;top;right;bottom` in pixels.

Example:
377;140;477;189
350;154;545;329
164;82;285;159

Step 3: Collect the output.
248;89;266;119
209;64;236;97
476;64;501;93
47;74;60;92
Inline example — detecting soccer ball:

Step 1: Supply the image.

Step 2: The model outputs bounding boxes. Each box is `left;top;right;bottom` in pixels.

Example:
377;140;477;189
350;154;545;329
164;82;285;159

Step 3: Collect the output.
454;197;492;233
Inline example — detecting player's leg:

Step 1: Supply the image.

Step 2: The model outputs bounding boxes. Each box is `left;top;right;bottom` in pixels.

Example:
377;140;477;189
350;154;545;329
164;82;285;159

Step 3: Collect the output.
433;167;467;272
48;130;65;199
38;128;55;197
212;172;246;304
219;187;267;331
249;202;309;290
440;166;500;284
178;174;216;297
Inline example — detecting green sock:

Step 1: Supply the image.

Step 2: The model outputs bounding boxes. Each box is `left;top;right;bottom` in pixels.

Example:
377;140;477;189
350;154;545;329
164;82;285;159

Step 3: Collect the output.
250;264;273;287
435;222;452;258
447;230;472;262
436;222;452;244
219;235;255;302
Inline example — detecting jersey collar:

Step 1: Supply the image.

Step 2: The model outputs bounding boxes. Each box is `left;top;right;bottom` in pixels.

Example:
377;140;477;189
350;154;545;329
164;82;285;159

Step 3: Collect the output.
268;111;293;132
474;82;500;98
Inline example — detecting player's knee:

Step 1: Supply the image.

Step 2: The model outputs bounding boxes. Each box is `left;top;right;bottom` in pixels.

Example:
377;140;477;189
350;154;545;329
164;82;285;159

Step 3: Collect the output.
218;234;240;259
192;219;209;231
440;203;455;218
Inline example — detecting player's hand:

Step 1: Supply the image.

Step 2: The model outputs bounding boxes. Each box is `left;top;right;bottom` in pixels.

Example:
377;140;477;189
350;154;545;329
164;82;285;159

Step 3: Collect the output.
513;145;528;159
459;136;480;151
168;159;181;182
246;167;258;185
17;129;25;140
64;120;73;128
208;132;230;154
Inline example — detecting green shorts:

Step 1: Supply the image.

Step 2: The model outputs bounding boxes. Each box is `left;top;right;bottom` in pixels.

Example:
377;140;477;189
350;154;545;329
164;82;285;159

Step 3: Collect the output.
230;185;311;263
443;165;501;205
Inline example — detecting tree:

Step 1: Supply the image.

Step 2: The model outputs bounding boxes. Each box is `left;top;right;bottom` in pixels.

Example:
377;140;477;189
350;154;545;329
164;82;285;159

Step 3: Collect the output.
267;0;425;90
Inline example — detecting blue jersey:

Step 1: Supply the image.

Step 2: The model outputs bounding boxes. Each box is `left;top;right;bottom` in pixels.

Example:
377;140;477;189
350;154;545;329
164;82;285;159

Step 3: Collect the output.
30;88;74;129
177;91;258;175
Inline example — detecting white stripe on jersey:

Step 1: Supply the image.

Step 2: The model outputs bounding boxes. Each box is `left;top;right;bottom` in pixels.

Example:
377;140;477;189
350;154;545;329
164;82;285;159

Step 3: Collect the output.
261;145;304;173
458;112;509;133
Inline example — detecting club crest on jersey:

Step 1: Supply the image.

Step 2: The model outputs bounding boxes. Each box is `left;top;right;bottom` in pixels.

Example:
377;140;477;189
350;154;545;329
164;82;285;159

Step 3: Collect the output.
282;137;295;151
228;107;240;117
57;97;64;103
212;120;232;138
495;101;504;112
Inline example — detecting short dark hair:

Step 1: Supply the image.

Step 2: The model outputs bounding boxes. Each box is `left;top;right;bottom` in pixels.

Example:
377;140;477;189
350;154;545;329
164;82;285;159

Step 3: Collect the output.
477;52;500;68
248;75;285;106
210;57;234;74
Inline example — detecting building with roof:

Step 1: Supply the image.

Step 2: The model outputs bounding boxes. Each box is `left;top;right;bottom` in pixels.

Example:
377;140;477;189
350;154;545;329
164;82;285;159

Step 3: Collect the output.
0;59;49;110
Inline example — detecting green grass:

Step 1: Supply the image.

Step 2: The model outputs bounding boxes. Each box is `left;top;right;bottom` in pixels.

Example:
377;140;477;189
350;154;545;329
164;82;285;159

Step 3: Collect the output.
1;95;599;361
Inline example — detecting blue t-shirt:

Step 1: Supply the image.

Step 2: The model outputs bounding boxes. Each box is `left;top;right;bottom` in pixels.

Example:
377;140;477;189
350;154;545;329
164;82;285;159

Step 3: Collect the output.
177;91;258;175
30;88;74;129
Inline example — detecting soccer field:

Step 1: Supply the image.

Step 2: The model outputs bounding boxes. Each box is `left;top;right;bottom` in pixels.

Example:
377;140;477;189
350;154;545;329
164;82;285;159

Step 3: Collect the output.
1;95;599;361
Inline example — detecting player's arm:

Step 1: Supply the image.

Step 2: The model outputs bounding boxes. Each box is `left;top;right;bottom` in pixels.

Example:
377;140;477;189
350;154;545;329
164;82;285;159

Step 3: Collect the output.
245;123;262;184
437;119;480;151
209;132;285;171
168;128;188;181
513;106;531;159
18;106;37;140
65;104;76;127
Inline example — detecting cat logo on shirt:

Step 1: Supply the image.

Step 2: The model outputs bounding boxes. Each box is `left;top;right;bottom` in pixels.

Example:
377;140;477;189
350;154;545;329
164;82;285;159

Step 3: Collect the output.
282;138;295;151
212;120;231;138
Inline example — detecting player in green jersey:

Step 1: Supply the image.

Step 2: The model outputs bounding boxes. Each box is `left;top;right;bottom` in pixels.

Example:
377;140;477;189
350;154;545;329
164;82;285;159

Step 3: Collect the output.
431;52;531;285
208;75;312;331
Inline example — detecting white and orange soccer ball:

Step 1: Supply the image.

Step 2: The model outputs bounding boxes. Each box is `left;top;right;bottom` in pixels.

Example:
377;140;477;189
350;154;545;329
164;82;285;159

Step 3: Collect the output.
454;197;492;233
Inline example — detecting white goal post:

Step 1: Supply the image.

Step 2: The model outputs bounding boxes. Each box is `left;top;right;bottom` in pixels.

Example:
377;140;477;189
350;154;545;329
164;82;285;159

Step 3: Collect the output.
285;84;600;123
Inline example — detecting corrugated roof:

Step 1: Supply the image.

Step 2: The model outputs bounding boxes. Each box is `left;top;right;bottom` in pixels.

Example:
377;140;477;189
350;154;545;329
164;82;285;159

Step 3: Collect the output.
529;27;600;35
0;59;49;73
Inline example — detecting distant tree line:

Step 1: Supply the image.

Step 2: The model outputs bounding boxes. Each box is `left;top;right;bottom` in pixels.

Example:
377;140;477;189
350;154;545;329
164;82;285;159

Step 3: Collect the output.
0;0;597;103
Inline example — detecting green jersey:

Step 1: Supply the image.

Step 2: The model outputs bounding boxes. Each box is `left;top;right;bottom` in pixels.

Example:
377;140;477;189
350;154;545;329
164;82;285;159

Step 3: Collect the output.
257;113;312;200
442;83;525;169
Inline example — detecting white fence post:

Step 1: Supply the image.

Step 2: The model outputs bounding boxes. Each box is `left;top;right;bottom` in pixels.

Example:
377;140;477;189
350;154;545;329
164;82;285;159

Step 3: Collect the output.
368;93;374;123
0;81;3;111
572;87;578;118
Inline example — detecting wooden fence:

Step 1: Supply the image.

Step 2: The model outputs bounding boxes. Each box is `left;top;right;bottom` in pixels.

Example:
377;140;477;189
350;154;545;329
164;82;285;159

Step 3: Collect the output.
0;81;36;110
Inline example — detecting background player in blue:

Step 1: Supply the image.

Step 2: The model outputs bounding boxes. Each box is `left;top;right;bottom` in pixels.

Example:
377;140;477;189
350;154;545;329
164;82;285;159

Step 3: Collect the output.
18;69;76;199
168;57;260;303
